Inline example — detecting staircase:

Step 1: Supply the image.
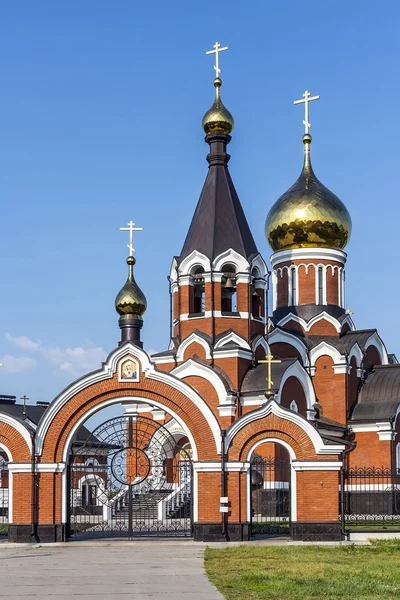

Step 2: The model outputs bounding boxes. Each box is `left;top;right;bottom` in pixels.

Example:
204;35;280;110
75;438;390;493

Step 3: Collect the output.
113;490;170;521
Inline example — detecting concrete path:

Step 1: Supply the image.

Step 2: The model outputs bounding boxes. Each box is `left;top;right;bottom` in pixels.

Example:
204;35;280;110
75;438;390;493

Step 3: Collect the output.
0;541;224;599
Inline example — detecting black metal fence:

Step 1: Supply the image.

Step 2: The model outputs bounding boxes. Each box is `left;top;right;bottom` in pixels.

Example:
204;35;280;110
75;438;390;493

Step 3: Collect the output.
341;467;400;529
251;457;291;536
0;455;8;537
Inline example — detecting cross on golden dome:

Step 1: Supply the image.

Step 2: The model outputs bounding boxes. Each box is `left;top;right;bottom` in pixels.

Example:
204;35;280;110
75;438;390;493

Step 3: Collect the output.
294;90;320;135
206;41;228;79
120;220;143;257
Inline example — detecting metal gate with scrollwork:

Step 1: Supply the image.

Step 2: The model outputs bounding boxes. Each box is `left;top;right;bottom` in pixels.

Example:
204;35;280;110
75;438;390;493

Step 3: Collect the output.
68;415;193;539
250;456;291;537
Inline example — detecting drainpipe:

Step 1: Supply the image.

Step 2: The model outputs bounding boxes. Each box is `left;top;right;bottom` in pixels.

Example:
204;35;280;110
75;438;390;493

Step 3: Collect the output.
211;266;215;366
30;428;37;540
167;276;172;342
221;429;227;540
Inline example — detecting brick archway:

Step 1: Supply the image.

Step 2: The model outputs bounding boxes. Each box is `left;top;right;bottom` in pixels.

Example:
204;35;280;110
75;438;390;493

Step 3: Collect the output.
224;400;345;541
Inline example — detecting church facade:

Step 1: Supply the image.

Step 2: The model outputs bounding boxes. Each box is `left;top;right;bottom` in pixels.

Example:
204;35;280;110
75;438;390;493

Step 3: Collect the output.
1;49;399;543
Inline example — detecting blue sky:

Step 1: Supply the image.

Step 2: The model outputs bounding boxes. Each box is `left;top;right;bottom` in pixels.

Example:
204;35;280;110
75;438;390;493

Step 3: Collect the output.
0;1;399;406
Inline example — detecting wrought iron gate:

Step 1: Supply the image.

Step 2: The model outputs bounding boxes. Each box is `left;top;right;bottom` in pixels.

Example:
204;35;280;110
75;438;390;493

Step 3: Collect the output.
68;415;193;539
250;456;291;536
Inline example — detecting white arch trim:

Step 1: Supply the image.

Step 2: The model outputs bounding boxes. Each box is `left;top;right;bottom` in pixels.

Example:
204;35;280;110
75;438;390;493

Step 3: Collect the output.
0;442;12;461
348;343;363;368
275;360;316;410
212;248;250;273
224;399;344;455
365;331;389;365
172;359;231;408
278;311;342;334
310;341;347;367
252;336;271;356
245;437;297;522
251;254;269;279
176;250;211;277
36;342;221;457
0;413;32;453
268;328;309;367
215;331;251;351
341;314;356;331
176;332;212;362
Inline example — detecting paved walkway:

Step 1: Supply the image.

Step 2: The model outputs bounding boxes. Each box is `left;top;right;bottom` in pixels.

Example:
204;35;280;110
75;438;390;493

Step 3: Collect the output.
0;541;223;599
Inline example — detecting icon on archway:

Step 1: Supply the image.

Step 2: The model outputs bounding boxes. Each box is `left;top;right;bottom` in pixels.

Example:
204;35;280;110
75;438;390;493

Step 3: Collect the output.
119;358;139;382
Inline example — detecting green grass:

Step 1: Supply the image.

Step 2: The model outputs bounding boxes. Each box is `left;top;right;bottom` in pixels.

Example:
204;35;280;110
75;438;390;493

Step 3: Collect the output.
0;523;8;535
205;540;400;600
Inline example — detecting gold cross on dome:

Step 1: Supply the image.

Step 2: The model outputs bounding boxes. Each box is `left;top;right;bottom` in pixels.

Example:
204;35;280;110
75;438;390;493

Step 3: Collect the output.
206;41;228;79
119;220;143;257
294;90;320;134
259;353;281;389
21;395;29;417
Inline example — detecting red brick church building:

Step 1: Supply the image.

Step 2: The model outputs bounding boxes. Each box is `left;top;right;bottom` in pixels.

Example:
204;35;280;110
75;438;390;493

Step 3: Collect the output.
0;51;399;543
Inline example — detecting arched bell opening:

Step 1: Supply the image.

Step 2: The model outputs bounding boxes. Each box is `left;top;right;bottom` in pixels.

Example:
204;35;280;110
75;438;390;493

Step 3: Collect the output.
248;440;295;537
190;266;205;315
221;263;237;313
251;267;264;319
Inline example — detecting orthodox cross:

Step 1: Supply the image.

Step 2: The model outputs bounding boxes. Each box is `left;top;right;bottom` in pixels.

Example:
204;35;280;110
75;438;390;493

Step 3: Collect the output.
294;90;320;135
259;353;281;390
206;41;228;78
21;395;29;417
120;220;143;256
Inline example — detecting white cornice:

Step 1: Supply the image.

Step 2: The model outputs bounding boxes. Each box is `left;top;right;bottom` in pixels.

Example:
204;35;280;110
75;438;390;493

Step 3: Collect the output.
271;247;347;268
8;462;65;473
292;460;342;471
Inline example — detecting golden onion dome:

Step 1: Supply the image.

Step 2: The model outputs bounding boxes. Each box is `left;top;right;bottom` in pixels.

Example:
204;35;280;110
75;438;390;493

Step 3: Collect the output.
202;78;234;135
265;134;352;252
115;256;147;317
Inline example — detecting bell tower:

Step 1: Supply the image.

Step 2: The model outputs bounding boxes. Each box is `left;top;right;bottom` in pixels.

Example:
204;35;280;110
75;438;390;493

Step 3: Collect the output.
168;44;268;358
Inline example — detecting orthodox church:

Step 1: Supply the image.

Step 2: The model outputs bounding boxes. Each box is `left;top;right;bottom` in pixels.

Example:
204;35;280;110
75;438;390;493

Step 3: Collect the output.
0;44;399;543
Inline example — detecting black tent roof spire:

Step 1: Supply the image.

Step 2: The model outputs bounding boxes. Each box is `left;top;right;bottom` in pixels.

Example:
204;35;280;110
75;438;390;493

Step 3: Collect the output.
178;66;258;265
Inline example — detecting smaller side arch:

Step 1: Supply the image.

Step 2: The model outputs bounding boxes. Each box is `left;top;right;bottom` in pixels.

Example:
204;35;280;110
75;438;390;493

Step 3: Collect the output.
213;248;250;273
364;332;389;365
275;361;316;411
176;332;212;362
310;341;347;368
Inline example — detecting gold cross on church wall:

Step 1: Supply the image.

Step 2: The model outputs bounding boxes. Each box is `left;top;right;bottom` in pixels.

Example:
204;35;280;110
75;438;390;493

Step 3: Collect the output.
206;41;228;78
120;220;143;256
259;353;281;390
294;90;320;135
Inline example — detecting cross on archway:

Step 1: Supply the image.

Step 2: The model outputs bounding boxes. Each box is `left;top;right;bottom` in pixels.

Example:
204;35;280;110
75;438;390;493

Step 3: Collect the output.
206;41;228;79
294;89;320;135
259;353;281;391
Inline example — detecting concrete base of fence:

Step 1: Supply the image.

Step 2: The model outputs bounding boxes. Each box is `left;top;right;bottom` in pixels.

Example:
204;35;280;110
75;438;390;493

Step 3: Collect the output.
348;531;400;541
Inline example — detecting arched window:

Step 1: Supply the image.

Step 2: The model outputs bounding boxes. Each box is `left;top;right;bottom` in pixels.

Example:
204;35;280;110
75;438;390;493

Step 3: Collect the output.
318;266;324;305
221;263;237;313
190;266;205;315
290;267;297;306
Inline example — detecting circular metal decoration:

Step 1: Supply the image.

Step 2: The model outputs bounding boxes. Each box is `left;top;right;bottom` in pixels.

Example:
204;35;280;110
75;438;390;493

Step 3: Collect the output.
111;447;151;485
